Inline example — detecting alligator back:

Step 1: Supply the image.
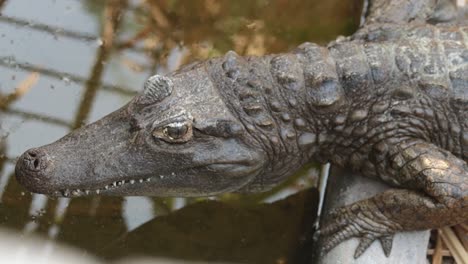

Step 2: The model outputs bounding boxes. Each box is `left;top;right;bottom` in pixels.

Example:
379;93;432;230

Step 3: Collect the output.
331;23;467;141
336;23;468;105
327;23;468;160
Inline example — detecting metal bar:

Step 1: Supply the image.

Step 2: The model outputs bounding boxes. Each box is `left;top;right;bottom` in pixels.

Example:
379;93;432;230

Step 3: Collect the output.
0;15;98;42
0;57;136;96
0;14;153;53
2;108;71;127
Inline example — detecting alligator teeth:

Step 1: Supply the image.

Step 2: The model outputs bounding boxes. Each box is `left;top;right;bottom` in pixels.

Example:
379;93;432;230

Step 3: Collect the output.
57;177;154;197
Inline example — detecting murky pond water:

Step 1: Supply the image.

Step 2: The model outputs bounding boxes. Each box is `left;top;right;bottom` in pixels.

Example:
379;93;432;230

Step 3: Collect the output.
0;0;361;263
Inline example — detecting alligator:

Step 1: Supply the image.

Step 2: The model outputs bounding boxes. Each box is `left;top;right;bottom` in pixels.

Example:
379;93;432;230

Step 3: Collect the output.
15;0;467;259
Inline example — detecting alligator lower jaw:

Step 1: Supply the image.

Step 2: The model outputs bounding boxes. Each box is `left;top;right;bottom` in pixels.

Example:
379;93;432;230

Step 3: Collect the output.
52;177;155;198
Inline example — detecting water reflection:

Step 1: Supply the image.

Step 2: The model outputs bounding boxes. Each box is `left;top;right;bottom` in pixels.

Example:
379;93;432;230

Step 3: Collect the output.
100;188;318;264
0;0;361;262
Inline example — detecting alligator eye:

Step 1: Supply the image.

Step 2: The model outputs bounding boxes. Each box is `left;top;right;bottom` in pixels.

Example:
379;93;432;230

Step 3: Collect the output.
153;121;193;143
164;123;188;139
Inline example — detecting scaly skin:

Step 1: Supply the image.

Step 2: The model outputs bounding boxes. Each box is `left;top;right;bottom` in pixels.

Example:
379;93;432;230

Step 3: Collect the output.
15;0;467;258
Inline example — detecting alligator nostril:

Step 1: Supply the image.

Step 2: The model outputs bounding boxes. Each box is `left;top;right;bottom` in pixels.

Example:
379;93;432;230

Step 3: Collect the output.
22;149;48;172
33;159;39;169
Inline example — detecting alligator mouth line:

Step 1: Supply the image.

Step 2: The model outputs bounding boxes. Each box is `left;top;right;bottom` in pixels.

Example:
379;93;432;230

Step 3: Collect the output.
54;176;156;198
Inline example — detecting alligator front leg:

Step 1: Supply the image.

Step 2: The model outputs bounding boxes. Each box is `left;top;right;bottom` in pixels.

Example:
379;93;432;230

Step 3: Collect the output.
320;140;468;258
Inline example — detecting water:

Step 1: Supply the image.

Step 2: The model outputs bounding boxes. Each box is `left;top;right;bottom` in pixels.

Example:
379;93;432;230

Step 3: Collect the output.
0;0;361;263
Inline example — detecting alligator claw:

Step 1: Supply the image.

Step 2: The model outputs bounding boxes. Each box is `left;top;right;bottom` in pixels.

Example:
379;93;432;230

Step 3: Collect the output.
319;203;397;258
379;235;394;257
352;234;394;258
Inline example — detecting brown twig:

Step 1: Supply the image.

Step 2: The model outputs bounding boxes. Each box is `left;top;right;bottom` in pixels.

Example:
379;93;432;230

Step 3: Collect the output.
142;0;171;29
72;0;127;129
117;24;153;50
120;57;146;72
0;72;39;109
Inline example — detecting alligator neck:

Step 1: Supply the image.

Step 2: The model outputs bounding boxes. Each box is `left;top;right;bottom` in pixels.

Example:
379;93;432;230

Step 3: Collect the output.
204;46;348;190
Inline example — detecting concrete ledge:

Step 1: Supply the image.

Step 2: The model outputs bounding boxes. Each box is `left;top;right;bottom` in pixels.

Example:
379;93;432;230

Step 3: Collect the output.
315;167;430;264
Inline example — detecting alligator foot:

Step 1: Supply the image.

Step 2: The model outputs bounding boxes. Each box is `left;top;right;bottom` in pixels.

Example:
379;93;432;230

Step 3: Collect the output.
319;202;399;258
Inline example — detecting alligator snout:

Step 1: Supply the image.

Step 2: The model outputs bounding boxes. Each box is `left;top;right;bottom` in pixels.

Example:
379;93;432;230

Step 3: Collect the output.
15;148;54;194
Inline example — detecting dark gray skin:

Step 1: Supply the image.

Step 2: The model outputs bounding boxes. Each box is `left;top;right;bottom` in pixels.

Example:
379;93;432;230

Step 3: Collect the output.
16;71;266;197
15;0;467;258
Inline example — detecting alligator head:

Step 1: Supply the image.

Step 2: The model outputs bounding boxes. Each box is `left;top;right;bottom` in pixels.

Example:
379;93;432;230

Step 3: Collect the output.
15;63;266;197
